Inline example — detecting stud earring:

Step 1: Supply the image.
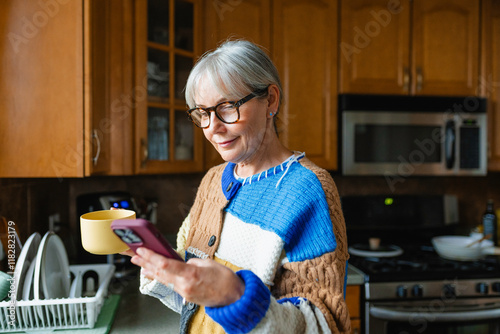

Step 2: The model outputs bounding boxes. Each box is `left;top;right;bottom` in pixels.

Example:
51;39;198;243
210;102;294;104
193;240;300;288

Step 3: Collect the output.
269;112;273;116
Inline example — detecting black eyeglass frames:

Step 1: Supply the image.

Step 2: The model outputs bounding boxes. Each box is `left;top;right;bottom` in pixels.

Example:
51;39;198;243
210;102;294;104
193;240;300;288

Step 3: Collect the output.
186;86;269;129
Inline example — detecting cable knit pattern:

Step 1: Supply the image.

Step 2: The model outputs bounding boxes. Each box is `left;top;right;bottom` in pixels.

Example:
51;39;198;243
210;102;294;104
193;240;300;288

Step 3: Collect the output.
141;156;350;333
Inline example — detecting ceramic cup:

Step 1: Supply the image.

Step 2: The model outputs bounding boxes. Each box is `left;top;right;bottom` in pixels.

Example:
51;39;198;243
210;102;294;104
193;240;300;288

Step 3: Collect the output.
80;209;135;255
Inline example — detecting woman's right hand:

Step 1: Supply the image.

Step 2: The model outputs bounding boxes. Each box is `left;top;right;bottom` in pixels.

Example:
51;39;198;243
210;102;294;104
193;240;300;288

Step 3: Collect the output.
120;249;135;257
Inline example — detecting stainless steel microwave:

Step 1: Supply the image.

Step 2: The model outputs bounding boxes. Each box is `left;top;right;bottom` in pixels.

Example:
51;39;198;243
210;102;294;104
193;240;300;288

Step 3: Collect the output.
339;94;487;176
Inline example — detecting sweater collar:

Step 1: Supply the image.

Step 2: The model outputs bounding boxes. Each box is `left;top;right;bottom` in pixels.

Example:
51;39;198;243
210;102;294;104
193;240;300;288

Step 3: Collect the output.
221;152;306;200
221;162;242;201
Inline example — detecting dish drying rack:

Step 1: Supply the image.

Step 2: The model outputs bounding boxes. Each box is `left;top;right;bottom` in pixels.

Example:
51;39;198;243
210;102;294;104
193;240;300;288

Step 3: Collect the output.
0;264;115;332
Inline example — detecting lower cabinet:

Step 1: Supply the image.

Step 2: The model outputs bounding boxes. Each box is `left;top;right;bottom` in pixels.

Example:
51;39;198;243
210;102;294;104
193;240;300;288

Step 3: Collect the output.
346;285;362;334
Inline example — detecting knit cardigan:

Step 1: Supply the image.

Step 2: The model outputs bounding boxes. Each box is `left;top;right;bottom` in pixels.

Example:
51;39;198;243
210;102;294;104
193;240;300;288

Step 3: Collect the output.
140;155;351;333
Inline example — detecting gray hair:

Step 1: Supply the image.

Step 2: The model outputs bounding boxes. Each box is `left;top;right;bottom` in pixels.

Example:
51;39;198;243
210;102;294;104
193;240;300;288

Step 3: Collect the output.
185;40;283;113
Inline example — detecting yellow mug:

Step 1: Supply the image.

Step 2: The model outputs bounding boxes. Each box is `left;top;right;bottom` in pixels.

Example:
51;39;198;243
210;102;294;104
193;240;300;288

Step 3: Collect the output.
80;209;136;255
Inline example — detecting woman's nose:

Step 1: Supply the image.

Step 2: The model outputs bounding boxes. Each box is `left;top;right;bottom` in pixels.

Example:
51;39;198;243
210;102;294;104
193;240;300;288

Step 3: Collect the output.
208;112;224;132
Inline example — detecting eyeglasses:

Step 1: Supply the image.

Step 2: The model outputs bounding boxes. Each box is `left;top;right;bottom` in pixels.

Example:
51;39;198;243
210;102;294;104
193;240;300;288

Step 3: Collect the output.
186;87;268;129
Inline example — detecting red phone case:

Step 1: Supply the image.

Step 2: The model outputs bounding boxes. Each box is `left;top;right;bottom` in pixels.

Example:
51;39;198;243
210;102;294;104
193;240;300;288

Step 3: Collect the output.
111;218;182;261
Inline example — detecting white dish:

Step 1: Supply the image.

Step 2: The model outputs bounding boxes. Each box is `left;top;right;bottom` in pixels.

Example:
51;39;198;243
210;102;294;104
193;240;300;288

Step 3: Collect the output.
349;244;403;258
34;232;71;300
22;259;36;301
14;232;41;301
432;235;498;261
70;271;83;298
21;258;38;325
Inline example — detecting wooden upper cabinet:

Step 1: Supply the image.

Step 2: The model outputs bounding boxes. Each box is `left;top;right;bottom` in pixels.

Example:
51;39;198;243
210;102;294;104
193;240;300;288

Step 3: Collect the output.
203;0;271;50
0;0;84;177
89;0;135;176
482;0;500;171
0;0;133;178
134;0;203;174
412;0;479;96
340;0;480;96
339;0;410;94
202;0;271;169
273;0;338;170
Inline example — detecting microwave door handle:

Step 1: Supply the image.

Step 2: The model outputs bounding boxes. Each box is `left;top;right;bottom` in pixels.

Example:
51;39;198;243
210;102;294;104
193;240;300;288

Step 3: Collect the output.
445;120;455;169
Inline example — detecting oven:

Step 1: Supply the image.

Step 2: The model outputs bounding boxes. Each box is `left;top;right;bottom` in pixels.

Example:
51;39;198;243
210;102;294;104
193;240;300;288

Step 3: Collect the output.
343;195;500;334
365;269;500;333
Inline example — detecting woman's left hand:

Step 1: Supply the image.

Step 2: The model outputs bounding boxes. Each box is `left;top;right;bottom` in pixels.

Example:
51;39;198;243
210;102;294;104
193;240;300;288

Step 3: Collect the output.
131;247;245;307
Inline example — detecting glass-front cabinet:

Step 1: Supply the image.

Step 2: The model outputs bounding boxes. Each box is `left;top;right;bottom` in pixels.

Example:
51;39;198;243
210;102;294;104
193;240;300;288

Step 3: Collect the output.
134;0;203;173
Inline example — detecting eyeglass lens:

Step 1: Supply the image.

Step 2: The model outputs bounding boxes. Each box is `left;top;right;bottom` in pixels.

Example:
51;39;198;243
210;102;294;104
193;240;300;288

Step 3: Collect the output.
192;102;238;128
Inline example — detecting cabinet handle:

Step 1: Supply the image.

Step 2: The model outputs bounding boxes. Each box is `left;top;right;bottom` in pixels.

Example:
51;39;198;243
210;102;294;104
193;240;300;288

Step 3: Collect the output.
141;138;148;167
403;67;410;92
92;129;101;166
416;67;423;92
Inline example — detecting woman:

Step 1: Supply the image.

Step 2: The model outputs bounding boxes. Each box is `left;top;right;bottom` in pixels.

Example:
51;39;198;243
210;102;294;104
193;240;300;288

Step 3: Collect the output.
131;39;351;333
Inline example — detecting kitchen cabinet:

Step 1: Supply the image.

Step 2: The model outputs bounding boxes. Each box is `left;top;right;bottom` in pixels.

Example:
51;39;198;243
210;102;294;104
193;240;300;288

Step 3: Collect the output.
201;0;338;171
133;0;204;174
482;0;500;171
340;0;480;96
202;0;271;168
273;0;339;170
0;0;134;177
346;285;361;334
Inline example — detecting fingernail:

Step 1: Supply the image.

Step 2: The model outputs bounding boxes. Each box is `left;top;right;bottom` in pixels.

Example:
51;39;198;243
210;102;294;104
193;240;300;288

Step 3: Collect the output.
137;247;145;256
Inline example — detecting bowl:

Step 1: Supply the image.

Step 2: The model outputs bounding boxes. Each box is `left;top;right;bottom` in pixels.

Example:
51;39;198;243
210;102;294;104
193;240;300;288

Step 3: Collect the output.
432;235;494;261
80;210;135;255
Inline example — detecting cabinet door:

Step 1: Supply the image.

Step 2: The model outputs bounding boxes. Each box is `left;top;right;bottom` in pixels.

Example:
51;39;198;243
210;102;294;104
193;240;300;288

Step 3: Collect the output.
339;0;410;94
86;0;135;176
134;0;203;174
483;0;500;171
0;0;84;177
412;0;479;96
202;0;271;169
273;0;338;170
85;0;111;176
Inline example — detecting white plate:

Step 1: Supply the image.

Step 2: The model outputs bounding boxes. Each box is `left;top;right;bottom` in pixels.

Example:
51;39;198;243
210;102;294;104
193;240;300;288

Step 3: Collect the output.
34;232;71;300
69;271;83;298
22;259;36;301
349;244;403;258
14;232;41;300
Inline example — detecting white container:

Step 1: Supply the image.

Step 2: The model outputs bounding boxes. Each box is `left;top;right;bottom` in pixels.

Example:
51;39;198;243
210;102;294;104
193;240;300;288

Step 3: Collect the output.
0;264;114;332
432;236;500;261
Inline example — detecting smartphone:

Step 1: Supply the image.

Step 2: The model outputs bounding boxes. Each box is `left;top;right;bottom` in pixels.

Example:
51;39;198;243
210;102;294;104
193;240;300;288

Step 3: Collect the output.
111;218;182;261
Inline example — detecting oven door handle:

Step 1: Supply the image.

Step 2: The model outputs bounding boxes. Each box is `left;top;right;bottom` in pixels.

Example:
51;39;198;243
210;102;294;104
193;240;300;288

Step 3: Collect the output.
370;305;500;322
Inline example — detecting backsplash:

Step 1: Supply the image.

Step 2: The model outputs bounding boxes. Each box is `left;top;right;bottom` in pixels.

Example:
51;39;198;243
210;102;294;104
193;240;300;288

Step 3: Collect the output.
1;171;499;263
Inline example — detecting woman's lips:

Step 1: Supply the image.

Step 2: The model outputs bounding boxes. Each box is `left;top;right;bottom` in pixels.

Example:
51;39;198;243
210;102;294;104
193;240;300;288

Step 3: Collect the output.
217;138;236;148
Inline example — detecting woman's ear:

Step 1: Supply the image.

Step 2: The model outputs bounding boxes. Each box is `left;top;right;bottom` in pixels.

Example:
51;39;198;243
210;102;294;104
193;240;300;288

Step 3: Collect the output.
266;85;280;117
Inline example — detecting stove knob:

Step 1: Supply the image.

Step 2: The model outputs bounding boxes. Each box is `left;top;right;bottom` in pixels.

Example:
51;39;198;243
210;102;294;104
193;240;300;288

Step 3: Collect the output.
396;285;407;298
492;282;500;293
442;284;455;298
412;284;423;298
476;283;489;295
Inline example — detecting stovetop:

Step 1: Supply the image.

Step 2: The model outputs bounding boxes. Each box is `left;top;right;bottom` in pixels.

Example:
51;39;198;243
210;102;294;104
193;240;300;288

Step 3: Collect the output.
348;244;500;283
